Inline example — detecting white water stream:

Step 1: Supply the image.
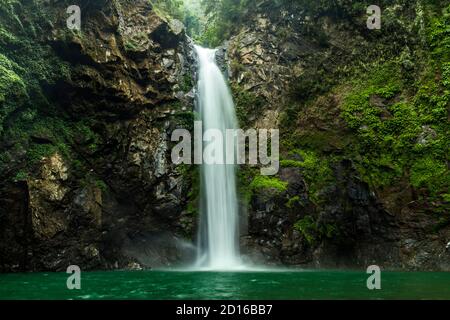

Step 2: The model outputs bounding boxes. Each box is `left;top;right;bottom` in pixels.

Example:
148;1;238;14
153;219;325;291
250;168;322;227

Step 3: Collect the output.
195;45;241;269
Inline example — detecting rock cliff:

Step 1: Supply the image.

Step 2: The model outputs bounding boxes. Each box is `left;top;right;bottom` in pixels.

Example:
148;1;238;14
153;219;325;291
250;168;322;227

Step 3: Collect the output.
0;0;197;272
225;0;450;270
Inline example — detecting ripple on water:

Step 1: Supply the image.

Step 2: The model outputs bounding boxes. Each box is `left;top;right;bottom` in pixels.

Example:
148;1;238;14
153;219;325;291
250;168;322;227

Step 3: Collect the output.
1;270;449;300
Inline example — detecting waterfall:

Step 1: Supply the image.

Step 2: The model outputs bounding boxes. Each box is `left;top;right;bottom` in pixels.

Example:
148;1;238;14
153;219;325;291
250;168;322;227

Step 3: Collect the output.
195;45;241;270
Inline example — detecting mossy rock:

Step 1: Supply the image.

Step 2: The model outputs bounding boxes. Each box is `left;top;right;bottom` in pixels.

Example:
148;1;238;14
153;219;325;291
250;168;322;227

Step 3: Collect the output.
250;175;288;193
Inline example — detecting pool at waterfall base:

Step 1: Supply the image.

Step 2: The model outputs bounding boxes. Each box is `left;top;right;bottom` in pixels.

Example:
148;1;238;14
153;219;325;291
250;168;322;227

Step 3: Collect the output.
0;270;449;300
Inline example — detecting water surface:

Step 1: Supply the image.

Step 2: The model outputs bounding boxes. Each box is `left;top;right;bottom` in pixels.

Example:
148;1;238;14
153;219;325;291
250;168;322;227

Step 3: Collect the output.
0;270;449;300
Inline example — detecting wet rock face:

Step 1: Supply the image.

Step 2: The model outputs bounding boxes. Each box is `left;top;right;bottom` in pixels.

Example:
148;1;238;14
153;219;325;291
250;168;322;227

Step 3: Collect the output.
0;183;31;272
0;0;197;272
241;168;310;265
242;163;400;269
28;153;70;240
48;0;192;117
229;5;450;270
227;13;305;129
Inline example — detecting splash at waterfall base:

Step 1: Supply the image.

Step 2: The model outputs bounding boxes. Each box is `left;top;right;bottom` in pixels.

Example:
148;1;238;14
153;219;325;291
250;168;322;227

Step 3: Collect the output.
171;121;280;176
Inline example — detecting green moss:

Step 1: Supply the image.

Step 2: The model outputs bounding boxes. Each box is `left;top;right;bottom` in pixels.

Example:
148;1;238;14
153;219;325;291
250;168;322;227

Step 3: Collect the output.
0;26;18;45
196;23;223;48
13;170;28;182
294;215;338;245
410;157;449;196
318;223;338;239
340;57;449;197
250;176;288;193
149;0;185;21
443;193;450;202
342;64;402;131
0;0;73;175
27;144;58;164
0;0;20;15
177;164;200;216
180;73;193;92
286;196;301;209
280;159;303;168
442;62;450;88
1;113;101;176
124;39;139;51
95;180;108;193
283;149;333;204
428;4;450;61
272;2;450;215
237;167;257;207
0;0;177;191
294;216;316;245
0;53;27;134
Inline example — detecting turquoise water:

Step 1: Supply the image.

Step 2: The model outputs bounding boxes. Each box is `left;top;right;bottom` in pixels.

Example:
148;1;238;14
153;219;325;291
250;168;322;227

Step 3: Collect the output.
0;270;449;300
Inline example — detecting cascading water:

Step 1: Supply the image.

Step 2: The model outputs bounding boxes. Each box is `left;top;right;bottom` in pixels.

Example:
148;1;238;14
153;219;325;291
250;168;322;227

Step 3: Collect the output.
195;45;241;270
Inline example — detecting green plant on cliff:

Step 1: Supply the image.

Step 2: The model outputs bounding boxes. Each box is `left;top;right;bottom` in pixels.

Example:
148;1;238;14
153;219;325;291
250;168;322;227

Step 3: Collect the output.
0;0;76;179
177;164;200;216
95;179;108;193
199;0;249;46
281;149;333;203
337;6;450;201
410;156;449;194
150;0;185;20
237;167;257;206
180;73;194;92
286;195;301;209
294;216;316;245
250;175;288;193
0;53;26;135
294;215;338;245
429;4;450;60
198;0;381;46
13;170;28;182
